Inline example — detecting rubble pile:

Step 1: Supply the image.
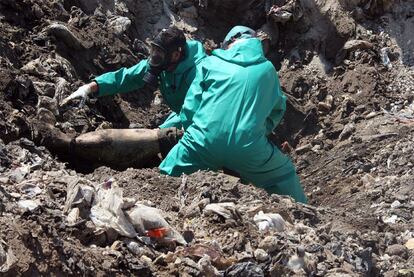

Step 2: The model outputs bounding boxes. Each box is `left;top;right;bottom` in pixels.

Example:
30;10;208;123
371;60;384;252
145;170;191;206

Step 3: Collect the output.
1;0;413;276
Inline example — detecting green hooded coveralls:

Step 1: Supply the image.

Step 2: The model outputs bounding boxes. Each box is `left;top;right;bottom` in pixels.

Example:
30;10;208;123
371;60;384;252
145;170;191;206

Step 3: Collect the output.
159;38;307;203
94;40;207;128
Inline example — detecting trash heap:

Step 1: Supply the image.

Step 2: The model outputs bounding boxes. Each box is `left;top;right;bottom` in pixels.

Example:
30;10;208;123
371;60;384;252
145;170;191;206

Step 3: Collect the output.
0;138;413;276
1;0;414;276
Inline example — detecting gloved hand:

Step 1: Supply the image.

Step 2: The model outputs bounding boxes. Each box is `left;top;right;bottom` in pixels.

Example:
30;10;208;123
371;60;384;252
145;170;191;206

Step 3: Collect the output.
61;83;94;106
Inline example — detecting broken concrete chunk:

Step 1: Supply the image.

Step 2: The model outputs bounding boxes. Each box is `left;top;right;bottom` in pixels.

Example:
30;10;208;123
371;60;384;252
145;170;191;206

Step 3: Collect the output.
122;197;137;210
37;96;59;116
108;16;131;35
318;95;334;112
18;199;40;211
21;54;76;81
37;107;57;126
254;248;269;262
176;244;234;270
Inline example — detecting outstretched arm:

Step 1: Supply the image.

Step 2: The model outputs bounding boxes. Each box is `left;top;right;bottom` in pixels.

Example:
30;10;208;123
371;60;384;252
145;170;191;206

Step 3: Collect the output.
61;60;150;106
94;60;149;96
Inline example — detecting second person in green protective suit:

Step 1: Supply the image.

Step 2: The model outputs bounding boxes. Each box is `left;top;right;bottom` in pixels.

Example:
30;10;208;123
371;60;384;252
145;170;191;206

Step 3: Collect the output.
62;26;207;129
160;26;307;203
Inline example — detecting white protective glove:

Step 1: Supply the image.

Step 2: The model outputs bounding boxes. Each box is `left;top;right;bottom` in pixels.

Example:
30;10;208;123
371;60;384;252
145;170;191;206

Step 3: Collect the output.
61;84;93;106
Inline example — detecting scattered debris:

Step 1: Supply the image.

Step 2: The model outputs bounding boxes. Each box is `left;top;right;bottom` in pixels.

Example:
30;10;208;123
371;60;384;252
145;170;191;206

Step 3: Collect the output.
0;0;413;275
203;202;242;222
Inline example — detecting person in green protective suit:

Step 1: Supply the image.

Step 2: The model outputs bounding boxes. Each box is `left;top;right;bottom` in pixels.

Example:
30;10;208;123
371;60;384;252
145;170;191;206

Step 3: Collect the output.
160;26;307;203
33;26;207;169
62;26;207;129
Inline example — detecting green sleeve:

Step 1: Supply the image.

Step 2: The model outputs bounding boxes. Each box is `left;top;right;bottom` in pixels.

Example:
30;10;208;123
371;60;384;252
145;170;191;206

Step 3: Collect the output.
159;112;183;129
94;60;149;97
266;85;287;135
179;65;205;130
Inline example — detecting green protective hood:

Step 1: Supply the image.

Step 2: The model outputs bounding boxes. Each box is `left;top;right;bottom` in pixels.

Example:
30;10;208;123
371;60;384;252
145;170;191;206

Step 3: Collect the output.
212;38;266;67
223;25;256;46
173;40;206;74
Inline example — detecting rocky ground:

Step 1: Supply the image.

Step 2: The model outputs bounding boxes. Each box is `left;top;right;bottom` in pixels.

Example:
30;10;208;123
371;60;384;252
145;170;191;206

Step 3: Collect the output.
1;0;414;276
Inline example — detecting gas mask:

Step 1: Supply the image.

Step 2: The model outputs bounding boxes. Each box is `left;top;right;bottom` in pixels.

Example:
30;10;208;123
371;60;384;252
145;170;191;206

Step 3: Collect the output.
142;43;167;90
143;41;183;90
142;27;186;90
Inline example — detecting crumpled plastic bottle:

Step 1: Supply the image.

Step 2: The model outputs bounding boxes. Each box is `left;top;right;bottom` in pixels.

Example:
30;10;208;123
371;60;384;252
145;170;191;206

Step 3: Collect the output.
126;204;187;245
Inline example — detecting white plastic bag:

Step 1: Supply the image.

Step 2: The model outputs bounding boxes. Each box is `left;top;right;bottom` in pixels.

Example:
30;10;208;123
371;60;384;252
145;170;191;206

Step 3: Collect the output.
89;180;137;238
253;211;286;232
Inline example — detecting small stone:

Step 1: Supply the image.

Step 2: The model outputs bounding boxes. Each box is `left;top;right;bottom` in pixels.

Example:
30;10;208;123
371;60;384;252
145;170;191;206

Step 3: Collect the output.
294;223;312;234
259;236;279;253
198;255;220;277
140;255;153;265
390;200;401;209
9;166;30;183
126;241;144;256
365;111;377;119
110;240;122;251
254;248;269;262
338;123;355;141
18;199;40;211
296;144;312;154
154;254;167;266
122;197;136;209
108;16;131;35
383;215;398;224
66;208;80;225
102;260;112;270
385;244;408;259
9;193;21;199
405;238;414;250
0;244;7;267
